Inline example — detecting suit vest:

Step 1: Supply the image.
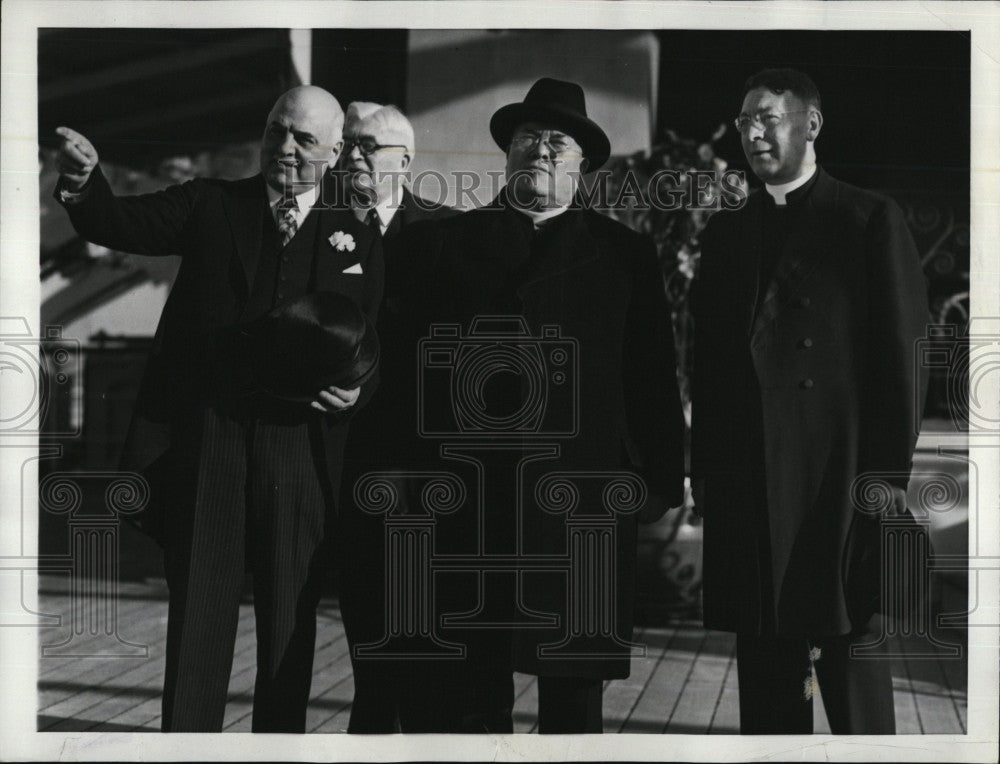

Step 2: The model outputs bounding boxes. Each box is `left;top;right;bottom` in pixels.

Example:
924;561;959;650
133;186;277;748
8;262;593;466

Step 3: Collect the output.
244;204;321;320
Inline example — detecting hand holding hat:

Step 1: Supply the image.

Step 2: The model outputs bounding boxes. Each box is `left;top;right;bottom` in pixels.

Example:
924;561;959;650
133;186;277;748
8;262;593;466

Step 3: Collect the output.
243;291;380;407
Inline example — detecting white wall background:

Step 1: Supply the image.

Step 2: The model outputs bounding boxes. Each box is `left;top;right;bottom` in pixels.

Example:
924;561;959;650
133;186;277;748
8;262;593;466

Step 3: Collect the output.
406;30;658;209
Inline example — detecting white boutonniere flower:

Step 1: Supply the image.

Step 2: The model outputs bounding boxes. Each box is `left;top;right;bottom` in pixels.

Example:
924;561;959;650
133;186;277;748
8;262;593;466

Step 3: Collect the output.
329;231;356;252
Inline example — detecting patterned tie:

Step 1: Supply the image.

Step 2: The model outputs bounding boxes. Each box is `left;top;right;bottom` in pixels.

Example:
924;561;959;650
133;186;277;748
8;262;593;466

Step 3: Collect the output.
277;197;299;246
365;207;382;237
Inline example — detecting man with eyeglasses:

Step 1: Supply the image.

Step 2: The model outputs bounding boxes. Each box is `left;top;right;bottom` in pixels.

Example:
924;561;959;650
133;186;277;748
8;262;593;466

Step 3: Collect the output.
394;77;686;733
334;101;454;733
691;68;929;734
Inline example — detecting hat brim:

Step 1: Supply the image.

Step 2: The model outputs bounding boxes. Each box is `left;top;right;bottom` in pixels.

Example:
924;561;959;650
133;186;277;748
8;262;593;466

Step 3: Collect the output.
490;102;611;172
257;313;381;404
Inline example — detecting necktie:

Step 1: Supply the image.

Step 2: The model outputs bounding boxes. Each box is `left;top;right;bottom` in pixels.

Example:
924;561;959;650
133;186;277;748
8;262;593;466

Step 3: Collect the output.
365;207;382;237
277;197;299;246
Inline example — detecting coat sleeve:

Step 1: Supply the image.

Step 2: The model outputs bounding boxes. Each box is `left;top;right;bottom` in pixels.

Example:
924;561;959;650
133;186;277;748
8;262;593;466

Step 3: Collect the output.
689;217;718;484
622;234;686;507
55;165;201;257
859;197;930;490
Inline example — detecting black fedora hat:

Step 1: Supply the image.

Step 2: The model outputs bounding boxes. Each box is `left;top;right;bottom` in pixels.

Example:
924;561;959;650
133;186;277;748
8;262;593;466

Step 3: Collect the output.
490;77;611;172
244;292;379;402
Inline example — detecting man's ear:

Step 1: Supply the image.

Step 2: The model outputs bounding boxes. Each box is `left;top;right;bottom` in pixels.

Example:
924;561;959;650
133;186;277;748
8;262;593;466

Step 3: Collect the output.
400;152;412;172
806;109;823;142
579;157;590;174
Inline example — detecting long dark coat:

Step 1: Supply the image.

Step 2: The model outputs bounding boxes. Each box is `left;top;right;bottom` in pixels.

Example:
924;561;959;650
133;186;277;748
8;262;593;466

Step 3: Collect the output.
335;188;455;726
56;166;383;601
691;167;929;637
396;193;686;680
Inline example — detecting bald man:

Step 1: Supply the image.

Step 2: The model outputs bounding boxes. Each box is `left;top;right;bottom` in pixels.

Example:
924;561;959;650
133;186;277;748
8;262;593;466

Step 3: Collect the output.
54;86;384;732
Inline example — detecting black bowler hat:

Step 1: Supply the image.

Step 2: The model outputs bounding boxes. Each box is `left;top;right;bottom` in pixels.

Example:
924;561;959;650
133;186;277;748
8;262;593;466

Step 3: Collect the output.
490;77;611;172
245;292;379;402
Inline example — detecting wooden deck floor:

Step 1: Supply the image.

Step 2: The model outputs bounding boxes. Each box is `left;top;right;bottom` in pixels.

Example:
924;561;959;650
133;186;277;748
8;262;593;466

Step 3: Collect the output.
36;575;968;734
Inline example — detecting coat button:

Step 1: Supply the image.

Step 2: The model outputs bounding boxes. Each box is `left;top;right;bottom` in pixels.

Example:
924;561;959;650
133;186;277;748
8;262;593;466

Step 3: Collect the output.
800;378;814;389
800;337;813;349
798;296;811;308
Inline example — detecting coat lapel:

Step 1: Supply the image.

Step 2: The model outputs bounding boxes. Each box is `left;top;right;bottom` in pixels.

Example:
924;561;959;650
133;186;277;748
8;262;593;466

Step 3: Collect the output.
222;174;268;292
313;204;367;279
514;207;602;295
740;193;764;337
749;169;837;340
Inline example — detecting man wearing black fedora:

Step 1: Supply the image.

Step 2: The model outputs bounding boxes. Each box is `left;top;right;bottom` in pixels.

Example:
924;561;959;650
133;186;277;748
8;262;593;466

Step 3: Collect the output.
53;86;383;732
395;77;686;733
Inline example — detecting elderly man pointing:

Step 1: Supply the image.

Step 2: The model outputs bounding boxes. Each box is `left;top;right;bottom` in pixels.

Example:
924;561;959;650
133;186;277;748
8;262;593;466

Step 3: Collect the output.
54;85;384;732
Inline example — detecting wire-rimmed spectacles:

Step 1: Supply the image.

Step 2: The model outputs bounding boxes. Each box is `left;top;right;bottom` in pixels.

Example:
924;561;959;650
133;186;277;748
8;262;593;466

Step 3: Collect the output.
509;130;583;159
733;110;809;135
344;137;408;157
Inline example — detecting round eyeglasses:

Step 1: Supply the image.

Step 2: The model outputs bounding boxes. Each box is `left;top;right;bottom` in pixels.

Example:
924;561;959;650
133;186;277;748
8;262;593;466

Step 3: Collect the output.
509;130;582;158
344;137;408;157
733;110;809;135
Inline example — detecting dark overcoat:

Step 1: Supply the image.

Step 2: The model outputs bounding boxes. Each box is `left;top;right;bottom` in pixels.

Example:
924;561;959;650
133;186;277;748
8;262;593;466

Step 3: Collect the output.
56;165;383;561
335;188;456;723
691;167;929;637
396;193;686;680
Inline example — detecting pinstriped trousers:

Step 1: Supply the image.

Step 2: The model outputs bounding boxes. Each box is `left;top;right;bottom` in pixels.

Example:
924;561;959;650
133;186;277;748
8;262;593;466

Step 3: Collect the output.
160;405;330;732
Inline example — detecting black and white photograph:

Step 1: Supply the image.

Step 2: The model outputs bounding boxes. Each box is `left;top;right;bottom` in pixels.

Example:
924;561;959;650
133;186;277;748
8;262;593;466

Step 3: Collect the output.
1;1;998;761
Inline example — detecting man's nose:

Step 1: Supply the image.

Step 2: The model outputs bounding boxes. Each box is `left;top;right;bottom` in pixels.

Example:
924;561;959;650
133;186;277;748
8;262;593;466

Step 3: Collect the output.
532;137;552;160
348;143;365;160
278;130;297;154
746;123;766;142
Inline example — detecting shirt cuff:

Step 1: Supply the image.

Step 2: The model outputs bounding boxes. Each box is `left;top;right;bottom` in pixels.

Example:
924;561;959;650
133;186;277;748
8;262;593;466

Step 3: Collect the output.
57;179;93;205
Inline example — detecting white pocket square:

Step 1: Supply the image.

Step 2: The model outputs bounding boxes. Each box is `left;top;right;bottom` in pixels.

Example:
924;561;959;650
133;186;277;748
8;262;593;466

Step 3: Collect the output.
342;263;364;274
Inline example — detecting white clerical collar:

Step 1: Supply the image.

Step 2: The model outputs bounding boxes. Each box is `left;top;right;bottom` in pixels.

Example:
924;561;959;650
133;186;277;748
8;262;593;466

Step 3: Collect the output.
765;165;817;206
353;194;402;233
521;204;569;229
266;183;319;213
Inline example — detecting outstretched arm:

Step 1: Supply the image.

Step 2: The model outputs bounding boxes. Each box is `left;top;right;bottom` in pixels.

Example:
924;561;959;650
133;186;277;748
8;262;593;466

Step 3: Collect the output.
54;127;201;257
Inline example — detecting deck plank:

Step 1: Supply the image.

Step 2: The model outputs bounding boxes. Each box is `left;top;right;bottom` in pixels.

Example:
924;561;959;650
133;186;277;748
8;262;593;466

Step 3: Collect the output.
668;630;733;733
620;625;704;733
86;605;257;732
512;671;540;733
36;578;968;736
707;649;738;733
602;625;661;733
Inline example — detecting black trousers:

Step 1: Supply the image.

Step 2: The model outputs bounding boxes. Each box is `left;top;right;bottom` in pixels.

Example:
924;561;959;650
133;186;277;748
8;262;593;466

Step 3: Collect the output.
537;676;604;734
736;629;895;734
339;559;400;734
338;473;415;734
160;408;329;732
402;662;604;734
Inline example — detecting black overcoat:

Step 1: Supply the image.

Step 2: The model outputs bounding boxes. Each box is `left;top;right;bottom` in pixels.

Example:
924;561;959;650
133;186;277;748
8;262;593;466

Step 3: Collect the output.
691;167;929;637
56;166;383;556
396;193;686;680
